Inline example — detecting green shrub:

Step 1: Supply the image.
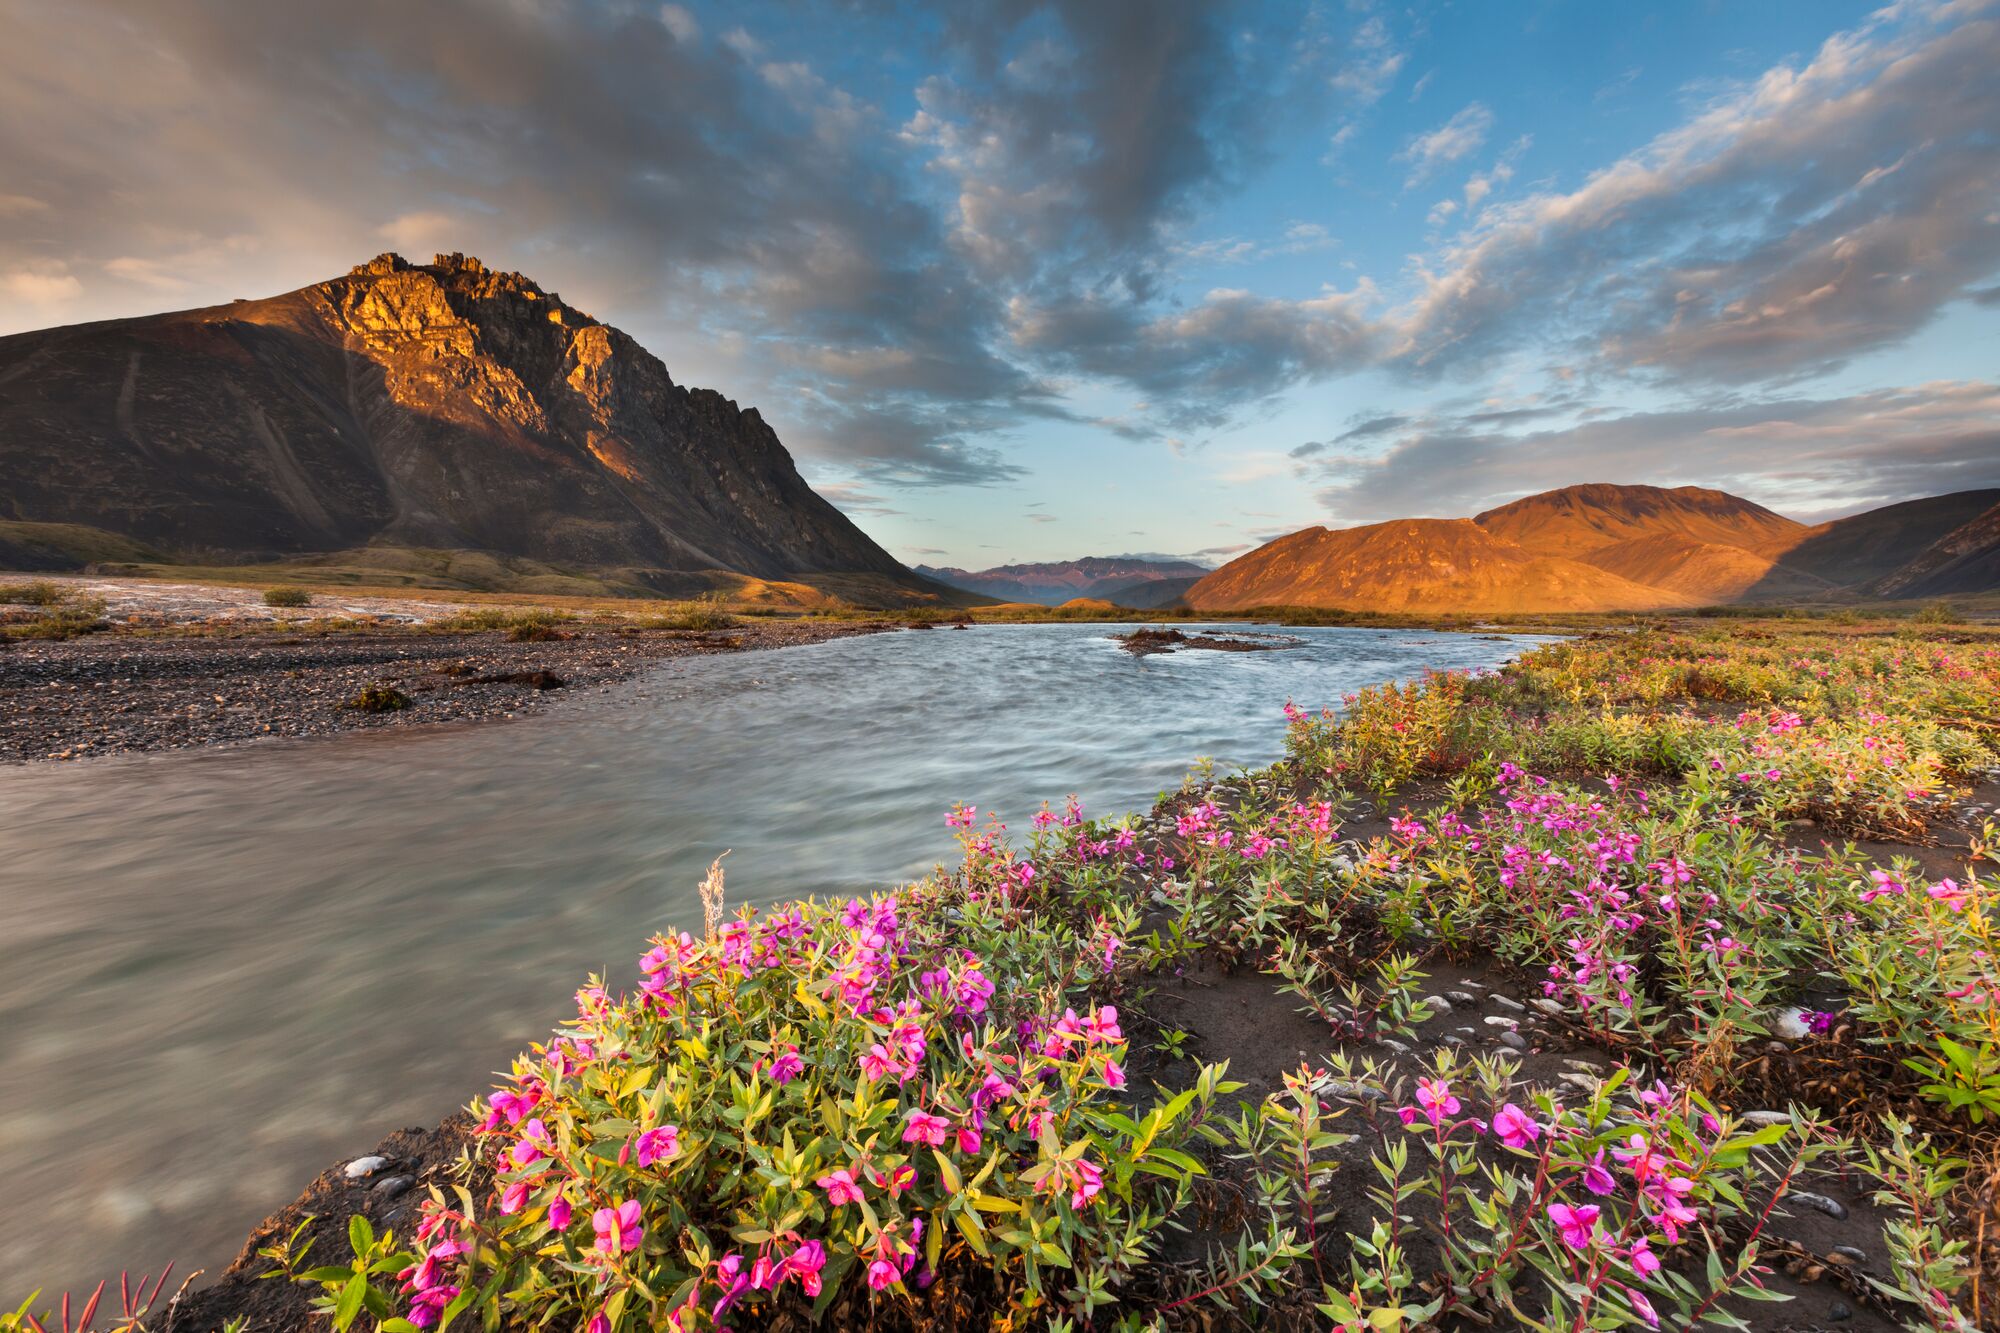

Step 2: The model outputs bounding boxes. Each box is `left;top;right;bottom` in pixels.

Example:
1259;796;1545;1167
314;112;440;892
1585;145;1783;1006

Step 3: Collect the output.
340;684;411;712
0;579;65;607
262;585;313;608
0;595;108;641
1913;600;1964;625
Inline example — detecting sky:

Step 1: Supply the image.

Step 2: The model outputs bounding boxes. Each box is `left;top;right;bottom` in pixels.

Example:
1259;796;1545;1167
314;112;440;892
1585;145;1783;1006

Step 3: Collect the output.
2;0;1998;570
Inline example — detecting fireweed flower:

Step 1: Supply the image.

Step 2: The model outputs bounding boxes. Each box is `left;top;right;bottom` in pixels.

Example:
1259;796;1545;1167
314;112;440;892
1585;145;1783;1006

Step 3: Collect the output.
510;1117;553;1168
1548;1202;1601;1250
769;1047;805;1084
635;1124;681;1167
1491;1102;1540;1148
1582;1150;1617;1196
787;1241;827;1296
816;1169;863;1206
902;1108;951;1147
592;1199;643;1257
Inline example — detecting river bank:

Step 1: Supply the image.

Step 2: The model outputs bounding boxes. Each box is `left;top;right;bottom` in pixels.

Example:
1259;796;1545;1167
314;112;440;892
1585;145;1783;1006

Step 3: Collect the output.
0;619;892;763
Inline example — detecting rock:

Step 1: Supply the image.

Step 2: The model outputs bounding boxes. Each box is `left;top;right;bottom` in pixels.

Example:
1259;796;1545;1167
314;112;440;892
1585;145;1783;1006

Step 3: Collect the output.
1423;995;1453;1014
1772;1007;1815;1041
372;1174;415;1198
1447;991;1479;1007
344;1155;391;1179
1740;1110;1791;1126
1793;1191;1849;1221
1490;994;1526;1012
1829;1245;1869;1266
1828;1301;1853;1322
1529;998;1564;1016
1498;1031;1528;1051
1379;1038;1412;1054
1483;1015;1520;1028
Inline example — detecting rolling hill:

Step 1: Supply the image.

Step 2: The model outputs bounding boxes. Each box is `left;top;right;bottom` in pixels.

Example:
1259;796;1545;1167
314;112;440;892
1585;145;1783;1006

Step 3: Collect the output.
1188;483;2000;614
0;251;947;604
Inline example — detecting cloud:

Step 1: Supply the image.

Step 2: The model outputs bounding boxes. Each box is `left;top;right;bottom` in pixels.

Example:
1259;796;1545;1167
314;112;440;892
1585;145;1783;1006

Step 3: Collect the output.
1395;3;2000;384
1307;380;2000;521
657;4;699;44
1400;103;1493;186
0;260;81;308
0;193;49;217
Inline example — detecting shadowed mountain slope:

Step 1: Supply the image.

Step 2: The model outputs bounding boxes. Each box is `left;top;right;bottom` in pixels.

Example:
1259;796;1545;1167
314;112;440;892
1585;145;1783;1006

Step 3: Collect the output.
0;252;917;592
915;557;1210;605
1873;500;2000;599
1743;490;2000;597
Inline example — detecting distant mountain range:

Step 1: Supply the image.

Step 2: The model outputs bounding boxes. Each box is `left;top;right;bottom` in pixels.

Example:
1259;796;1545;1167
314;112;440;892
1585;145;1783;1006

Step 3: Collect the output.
0;251;953;604
914;557;1209;606
1188;483;2000;613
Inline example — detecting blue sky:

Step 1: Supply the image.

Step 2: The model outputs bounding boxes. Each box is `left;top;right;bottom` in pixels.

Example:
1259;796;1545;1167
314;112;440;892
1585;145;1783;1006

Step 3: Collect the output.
3;0;1997;568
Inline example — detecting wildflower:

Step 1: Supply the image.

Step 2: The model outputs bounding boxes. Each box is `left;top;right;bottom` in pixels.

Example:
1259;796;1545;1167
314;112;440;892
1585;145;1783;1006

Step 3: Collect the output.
769;1047;806;1084
902;1108;951;1147
1582;1150;1617;1196
635;1124;681;1167
587;1316;608;1333
860;1042;898;1082
1548;1202;1601;1250
1861;869;1906;903
1067;1157;1105;1210
1083;1005;1123;1043
548;1190;573;1232
788;1240;827;1297
510;1118;553;1168
593;1199;643;1257
499;1178;531;1215
1628;1237;1661;1278
1102;1057;1127;1090
1491;1102;1540;1148
817;1169;864;1206
1928;878;1969;912
956;1125;982;1155
1411;1076;1460;1126
867;1258;901;1290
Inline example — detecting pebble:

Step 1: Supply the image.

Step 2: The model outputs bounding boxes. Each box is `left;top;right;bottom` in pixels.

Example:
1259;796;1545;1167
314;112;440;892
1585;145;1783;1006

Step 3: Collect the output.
1830;1245;1869;1266
1423;996;1453;1014
1447;991;1479;1007
372;1174;415;1198
1828;1301;1853;1322
1556;1073;1597;1090
1483;1015;1520;1028
1561;1059;1602;1073
344;1155;390;1179
1529;998;1564;1016
1379;1038;1411;1054
1793;1191;1849;1221
1490;994;1526;1012
1740;1110;1791;1126
1498;1031;1528;1051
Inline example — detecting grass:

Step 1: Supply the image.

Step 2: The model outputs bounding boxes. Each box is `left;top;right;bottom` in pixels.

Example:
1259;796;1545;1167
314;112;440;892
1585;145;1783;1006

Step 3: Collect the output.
0;581;109;641
338;684;411;713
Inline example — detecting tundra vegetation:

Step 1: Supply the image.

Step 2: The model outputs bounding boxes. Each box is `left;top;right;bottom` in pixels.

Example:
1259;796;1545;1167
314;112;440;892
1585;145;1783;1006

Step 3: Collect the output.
7;618;1998;1332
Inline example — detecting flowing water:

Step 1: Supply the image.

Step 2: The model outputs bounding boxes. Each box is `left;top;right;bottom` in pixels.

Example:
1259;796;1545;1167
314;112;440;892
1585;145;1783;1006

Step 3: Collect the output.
0;622;1547;1295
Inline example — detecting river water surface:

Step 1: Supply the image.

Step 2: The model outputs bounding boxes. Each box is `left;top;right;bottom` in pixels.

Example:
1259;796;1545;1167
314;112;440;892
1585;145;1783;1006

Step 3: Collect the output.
0;623;1546;1294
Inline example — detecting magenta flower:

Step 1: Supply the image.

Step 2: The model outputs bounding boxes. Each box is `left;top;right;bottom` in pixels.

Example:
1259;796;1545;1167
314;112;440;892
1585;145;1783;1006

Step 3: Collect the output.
1414;1077;1460;1126
787;1240;827;1296
769;1047;806;1084
1582;1149;1617;1196
1101;1057;1127;1090
1068;1157;1105;1210
1548;1202;1601;1250
1083;1005;1123;1043
548;1190;573;1232
510;1117;552;1168
592;1198;643;1257
817;1168;863;1206
1491;1102;1540;1148
867;1258;900;1290
956;1125;982;1155
1628;1237;1661;1277
635;1125;681;1167
902;1108;951;1147
498;1178;531;1215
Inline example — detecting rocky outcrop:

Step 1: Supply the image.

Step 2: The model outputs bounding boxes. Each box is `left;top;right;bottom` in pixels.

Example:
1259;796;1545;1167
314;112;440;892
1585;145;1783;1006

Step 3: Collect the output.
0;252;907;582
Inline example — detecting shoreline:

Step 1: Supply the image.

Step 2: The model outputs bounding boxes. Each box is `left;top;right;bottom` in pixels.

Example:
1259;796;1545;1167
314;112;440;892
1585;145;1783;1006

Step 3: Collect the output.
0;619;894;764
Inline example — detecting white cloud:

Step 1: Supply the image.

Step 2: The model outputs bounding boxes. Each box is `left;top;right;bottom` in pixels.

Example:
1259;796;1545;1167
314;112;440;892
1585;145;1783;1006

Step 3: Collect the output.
1400;103;1493;186
657;4;698;44
1;261;81;310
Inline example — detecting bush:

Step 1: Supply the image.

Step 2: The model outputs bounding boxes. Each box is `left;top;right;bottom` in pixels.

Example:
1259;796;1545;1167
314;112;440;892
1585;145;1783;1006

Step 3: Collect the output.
387;857;1220;1331
340;684;411;712
1914;601;1965;625
0;594;108;641
635;595;736;631
263;586;313;608
0;579;65;606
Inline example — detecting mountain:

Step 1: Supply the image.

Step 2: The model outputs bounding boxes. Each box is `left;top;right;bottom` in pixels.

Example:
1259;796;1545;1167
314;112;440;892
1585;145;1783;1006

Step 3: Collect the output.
914;557;1210;605
1872;499;2000;598
1744;490;2000;596
1097;574;1202;609
1186;516;1698;614
1475;483;1806;560
0;251;933;599
1190;481;2000;614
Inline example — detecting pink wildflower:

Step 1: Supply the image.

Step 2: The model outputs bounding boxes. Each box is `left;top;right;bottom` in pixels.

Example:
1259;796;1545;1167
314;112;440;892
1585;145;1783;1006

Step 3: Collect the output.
592;1199;643;1257
1548;1202;1601;1250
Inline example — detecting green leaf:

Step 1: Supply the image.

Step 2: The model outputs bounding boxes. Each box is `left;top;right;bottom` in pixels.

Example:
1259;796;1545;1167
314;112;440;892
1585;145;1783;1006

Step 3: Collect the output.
333;1274;367;1332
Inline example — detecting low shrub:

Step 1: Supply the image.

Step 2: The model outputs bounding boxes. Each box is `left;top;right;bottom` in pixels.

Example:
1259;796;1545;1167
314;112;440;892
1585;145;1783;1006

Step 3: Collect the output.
263;586;313;608
0;579;65;607
340;684;411;713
